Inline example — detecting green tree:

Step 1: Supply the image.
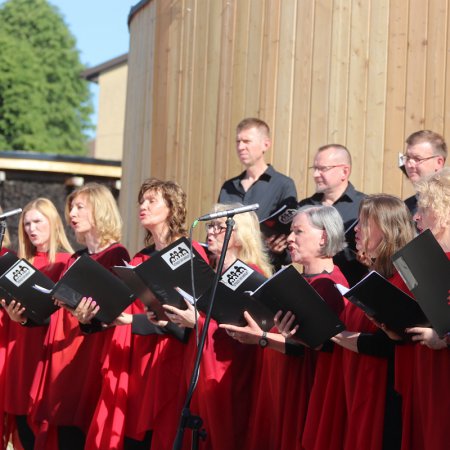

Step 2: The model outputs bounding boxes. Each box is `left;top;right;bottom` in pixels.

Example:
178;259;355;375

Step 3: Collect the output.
0;0;93;155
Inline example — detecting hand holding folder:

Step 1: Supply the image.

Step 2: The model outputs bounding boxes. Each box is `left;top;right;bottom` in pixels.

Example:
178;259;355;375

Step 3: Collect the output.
0;252;57;324
33;254;136;324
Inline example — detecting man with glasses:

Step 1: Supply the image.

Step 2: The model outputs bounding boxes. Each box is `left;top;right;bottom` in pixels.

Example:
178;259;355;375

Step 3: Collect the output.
402;130;447;215
298;144;366;285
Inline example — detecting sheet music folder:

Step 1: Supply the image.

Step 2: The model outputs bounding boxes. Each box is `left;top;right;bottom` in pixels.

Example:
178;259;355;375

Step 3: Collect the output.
196;259;274;331
251;265;345;347
259;198;298;236
393;229;450;336
34;253;136;324
336;270;430;334
0;252;57;323
114;237;215;317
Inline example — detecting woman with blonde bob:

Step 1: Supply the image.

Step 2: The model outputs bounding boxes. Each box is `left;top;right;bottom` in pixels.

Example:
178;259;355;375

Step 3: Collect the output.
165;203;272;450
395;167;450;450
1;198;73;449
30;183;130;450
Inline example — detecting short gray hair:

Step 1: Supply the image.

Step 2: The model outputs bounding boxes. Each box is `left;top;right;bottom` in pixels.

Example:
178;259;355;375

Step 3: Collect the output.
296;205;347;257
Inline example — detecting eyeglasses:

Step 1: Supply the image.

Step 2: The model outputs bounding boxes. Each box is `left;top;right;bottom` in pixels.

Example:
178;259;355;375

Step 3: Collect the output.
308;164;346;173
400;154;439;165
205;222;227;234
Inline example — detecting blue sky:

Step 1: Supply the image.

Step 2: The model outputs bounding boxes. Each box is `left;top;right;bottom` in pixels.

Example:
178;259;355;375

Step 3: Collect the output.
50;1;138;130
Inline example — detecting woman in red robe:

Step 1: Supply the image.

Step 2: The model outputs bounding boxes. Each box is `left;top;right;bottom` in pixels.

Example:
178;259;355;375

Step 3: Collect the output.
0;198;73;450
221;205;348;450
331;194;416;450
0;218;14;450
85;178;208;450
165;203;273;450
394;168;450;450
30;183;130;450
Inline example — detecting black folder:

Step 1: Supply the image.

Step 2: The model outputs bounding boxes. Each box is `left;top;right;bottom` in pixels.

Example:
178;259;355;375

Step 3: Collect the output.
196;259;274;331
34;253;136;324
393;229;450;336
259;198;298;236
0;252;58;323
114;237;215;318
336;270;430;335
250;265;345;347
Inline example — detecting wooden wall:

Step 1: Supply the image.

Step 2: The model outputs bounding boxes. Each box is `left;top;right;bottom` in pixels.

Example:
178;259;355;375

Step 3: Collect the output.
121;0;450;253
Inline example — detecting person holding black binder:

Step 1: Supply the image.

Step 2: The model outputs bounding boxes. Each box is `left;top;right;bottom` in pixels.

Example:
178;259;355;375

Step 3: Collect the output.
393;168;450;450
29;183;130;450
220;205;348;450
330;194;416;450
0;198;73;450
86;178;209;450
164;204;272;450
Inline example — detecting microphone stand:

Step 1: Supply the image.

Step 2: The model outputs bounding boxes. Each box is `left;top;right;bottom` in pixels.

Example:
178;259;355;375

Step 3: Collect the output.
173;216;235;450
0;220;6;251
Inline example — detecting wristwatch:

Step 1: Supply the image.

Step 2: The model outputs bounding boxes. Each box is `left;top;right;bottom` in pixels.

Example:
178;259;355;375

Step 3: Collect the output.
258;331;269;348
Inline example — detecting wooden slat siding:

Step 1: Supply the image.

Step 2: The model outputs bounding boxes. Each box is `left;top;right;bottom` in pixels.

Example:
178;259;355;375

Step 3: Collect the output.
152;0;172;179
308;0;333;196
186;0;208;218
121;0;450;254
290;1;315;198
425;0;447;131
178;0;196;194
346;0;369;192
364;0;389;194
198;0;222;217
383;0;408;198
121;2;157;253
246;0;264;117
165;1;184;181
214;1;236;200
259;0;280;136
272;1;297;175
403;0;428;200
227;0;251;181
445;4;450;138
328;0;351;145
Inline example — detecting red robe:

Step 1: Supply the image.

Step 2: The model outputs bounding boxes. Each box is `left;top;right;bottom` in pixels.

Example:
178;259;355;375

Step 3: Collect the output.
30;243;130;450
85;241;208;450
0;248;14;450
182;263;263;450
246;266;348;450
392;257;450;450
302;267;349;450
3;252;70;417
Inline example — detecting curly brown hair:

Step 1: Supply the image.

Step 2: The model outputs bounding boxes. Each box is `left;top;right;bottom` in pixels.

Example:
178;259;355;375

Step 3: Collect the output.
138;178;187;246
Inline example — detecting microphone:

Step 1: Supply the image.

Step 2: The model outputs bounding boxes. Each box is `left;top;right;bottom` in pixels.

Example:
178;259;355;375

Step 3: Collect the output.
0;208;22;221
197;204;259;221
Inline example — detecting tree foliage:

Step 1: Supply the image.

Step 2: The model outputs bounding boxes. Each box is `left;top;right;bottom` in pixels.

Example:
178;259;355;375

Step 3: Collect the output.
0;0;93;155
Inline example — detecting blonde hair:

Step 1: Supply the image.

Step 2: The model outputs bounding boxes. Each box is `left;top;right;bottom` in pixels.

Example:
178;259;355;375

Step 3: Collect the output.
18;198;73;264
416;167;450;228
65;183;122;247
357;194;415;278
210;203;273;277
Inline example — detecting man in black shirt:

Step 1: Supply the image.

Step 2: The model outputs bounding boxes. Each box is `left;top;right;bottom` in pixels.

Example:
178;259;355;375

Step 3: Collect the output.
218;118;297;267
298;144;366;286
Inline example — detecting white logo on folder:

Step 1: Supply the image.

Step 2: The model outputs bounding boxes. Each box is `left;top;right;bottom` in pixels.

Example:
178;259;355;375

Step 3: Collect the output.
161;242;193;269
5;260;35;287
